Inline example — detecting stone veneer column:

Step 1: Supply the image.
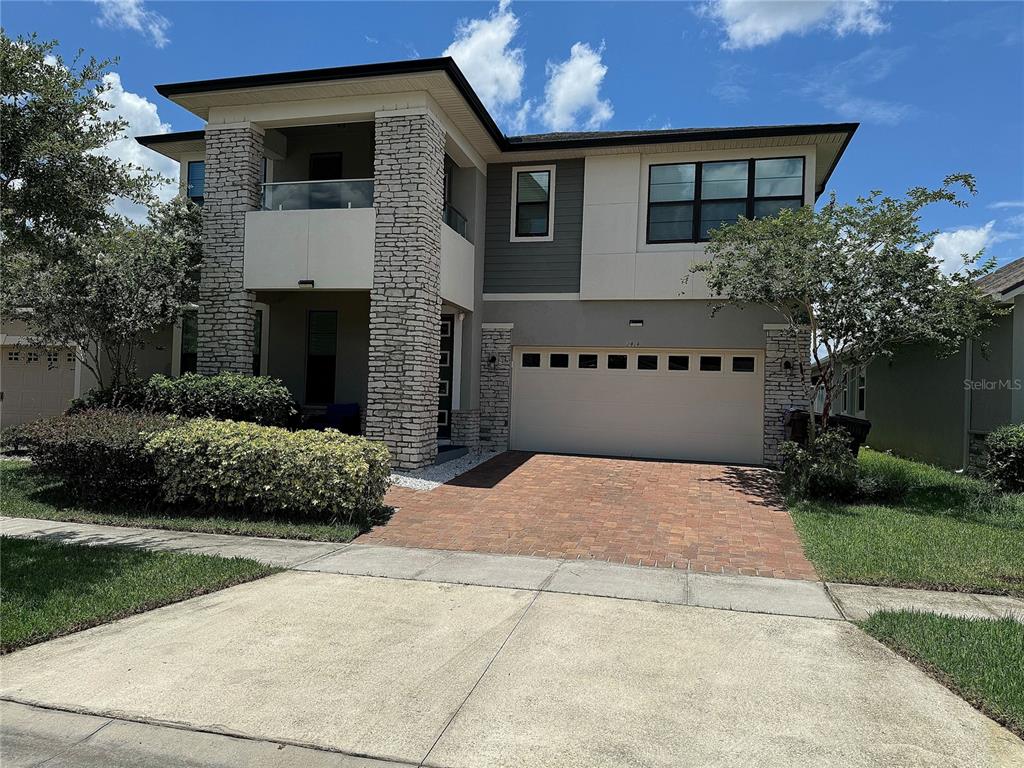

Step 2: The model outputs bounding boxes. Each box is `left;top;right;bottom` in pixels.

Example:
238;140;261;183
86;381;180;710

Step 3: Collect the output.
763;325;812;466
479;324;513;449
364;110;445;470
197;123;264;375
451;409;480;448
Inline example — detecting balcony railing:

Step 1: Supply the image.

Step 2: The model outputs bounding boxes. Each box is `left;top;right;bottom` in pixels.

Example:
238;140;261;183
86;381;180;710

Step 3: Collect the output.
261;179;374;211
443;202;470;242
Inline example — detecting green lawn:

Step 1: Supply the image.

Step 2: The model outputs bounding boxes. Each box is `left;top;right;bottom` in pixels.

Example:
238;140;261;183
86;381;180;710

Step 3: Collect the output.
0;536;276;652
861;610;1024;737
0;461;361;543
790;450;1024;596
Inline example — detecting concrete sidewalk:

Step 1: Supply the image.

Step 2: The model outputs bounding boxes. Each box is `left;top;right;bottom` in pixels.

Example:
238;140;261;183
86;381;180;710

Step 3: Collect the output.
5;515;1024;624
0;516;839;620
3;571;1022;767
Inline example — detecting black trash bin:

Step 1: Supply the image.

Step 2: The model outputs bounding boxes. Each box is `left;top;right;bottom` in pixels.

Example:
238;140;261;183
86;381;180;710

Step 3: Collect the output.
784;409;871;453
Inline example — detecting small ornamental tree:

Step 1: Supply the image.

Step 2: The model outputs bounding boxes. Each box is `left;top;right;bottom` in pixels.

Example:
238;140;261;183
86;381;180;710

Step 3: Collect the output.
0;32;202;389
692;174;1001;440
4;197;203;389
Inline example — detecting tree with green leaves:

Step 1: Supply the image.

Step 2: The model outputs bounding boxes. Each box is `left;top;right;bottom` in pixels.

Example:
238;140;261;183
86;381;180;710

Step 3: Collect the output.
1;31;202;388
692;174;1000;439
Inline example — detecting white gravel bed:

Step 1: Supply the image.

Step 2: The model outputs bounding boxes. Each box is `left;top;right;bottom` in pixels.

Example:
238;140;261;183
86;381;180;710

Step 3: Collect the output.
390;448;500;491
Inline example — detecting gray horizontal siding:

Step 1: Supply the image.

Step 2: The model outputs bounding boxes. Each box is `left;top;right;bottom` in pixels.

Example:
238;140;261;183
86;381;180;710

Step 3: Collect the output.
484;159;583;293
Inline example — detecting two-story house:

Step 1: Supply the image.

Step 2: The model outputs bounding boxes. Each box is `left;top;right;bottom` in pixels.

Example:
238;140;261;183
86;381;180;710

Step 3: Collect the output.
1;58;857;470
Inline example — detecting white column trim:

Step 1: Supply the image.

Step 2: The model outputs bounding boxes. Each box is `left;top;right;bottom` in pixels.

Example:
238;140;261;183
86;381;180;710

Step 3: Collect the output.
452;312;464;410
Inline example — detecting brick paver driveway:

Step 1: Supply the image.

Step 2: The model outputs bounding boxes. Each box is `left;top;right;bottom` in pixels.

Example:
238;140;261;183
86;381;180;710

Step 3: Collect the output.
362;452;817;580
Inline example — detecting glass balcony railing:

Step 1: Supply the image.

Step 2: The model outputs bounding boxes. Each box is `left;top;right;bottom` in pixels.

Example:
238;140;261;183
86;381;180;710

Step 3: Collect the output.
443;202;470;241
261;179;373;211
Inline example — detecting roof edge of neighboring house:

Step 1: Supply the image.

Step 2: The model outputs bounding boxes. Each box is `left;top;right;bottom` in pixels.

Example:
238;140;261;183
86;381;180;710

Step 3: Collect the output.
136;130;206;146
145;57;857;194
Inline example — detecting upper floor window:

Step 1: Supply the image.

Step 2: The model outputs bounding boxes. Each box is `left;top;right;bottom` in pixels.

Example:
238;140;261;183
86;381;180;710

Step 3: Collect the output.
646;156;804;244
511;165;555;242
186;161;205;206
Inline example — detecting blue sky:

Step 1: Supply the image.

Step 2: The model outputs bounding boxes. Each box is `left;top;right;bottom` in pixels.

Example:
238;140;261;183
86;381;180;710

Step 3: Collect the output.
6;0;1023;268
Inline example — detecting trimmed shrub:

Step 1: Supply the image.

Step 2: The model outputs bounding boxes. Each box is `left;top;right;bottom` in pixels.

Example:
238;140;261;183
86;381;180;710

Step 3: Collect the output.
984;424;1024;493
780;427;859;501
68;373;298;427
145;420;391;523
9;410;174;502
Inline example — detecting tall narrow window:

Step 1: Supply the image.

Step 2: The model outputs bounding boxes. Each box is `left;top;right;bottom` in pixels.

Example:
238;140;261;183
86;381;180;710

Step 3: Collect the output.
252;309;264;377
512;167;554;239
857;370;866;414
647;163;695;243
186;161;205;206
179;310;198;374
306;310;337;404
699;161;749;240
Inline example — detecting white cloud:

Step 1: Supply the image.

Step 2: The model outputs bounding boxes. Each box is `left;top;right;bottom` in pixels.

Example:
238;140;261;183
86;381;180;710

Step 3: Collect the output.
537;42;614;132
364;35;379;45
95;0;170;48
802;48;915;125
990;200;1024;209
96;72;178;221
929;221;1018;274
443;0;525;122
703;0;887;49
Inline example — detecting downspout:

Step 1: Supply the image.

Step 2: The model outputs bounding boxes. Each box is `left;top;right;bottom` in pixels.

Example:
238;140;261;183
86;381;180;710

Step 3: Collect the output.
962;340;973;471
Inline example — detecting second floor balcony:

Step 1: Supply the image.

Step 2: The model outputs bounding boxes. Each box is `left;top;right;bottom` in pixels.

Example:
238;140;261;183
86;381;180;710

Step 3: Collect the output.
261;179;374;211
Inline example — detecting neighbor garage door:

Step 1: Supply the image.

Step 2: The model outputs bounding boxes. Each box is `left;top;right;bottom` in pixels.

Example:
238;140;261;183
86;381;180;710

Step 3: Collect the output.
0;346;77;429
510;347;764;464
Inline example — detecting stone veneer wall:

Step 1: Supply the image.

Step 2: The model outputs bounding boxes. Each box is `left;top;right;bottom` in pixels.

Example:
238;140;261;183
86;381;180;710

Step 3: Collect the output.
364;111;445;470
197;123;264;375
479;325;513;449
451;409;481;448
763;326;811;466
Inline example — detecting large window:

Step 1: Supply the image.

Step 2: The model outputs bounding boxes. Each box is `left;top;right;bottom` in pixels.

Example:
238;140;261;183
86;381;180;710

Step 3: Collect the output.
511;166;555;240
646;157;804;243
186;161;205;206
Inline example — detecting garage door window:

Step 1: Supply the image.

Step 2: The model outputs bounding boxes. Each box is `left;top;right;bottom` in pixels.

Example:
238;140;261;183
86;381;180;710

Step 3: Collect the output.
578;353;598;369
7;350;18;362
699;355;722;372
668;355;689;371
608;354;627;370
637;355;658;370
522;352;540;367
732;356;756;373
550;353;569;368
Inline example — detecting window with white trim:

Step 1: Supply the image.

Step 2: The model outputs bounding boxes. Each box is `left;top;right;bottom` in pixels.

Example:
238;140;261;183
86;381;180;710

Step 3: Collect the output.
856;369;866;415
511;165;555;241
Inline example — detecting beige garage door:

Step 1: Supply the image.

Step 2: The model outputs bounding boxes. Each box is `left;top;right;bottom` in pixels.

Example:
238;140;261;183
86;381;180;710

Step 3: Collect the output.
510;347;764;465
1;346;77;429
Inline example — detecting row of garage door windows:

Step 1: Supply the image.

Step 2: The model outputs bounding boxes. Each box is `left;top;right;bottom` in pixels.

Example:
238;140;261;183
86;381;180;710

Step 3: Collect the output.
6;350;75;365
520;352;757;373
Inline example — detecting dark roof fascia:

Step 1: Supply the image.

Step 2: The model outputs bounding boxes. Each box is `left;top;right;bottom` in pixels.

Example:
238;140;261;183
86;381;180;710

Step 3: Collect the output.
155;58;507;149
136;130;205;146
153;59;858;171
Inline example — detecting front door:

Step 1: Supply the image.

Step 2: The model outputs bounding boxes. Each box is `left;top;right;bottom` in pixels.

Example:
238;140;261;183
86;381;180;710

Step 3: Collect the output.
438;314;454;440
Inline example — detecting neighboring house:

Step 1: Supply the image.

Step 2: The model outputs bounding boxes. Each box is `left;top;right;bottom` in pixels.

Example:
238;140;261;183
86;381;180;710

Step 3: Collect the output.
0;57;858;469
827;256;1023;470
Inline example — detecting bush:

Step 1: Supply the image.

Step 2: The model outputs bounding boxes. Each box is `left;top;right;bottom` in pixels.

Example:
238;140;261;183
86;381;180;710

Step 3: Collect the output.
780;427;859;501
69;373;298;427
145;419;391;523
855;449;918;502
984;424;1024;493
9;410;174;502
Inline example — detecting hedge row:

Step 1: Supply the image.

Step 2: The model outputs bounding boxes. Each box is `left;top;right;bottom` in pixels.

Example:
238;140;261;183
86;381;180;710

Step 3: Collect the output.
69;373;298;427
10;411;390;523
984;423;1024;493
